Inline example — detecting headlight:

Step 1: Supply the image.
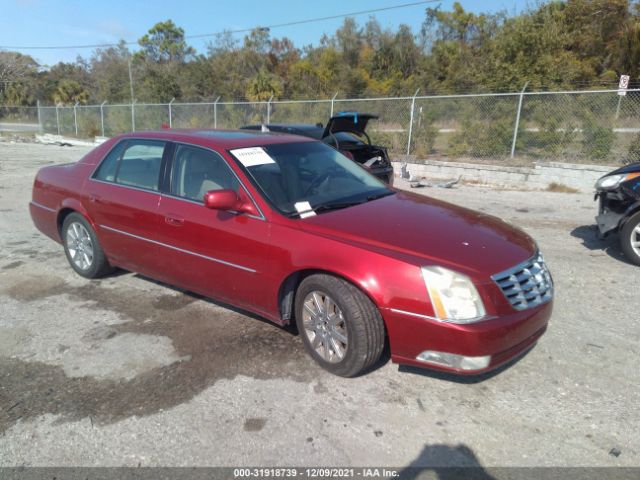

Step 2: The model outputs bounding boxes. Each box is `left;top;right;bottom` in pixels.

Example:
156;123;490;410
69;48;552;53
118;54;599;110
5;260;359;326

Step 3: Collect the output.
421;266;486;324
595;173;640;190
596;174;626;190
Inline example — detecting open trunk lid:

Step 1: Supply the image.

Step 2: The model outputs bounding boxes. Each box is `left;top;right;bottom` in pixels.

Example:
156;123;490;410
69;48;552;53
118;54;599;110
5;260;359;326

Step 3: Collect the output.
322;112;378;139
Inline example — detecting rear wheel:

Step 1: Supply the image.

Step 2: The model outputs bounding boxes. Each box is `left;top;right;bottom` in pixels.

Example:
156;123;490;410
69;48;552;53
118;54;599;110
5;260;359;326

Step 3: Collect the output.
295;274;385;377
62;213;113;278
620;211;640;266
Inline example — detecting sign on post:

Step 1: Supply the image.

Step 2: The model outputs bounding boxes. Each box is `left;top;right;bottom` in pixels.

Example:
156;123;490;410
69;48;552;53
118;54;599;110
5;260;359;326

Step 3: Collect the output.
618;75;630;96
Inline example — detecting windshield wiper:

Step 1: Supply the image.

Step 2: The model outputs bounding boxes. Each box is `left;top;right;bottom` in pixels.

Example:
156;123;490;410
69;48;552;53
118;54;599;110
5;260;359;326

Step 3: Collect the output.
287;192;394;218
366;191;395;201
314;200;365;213
284;201;361;217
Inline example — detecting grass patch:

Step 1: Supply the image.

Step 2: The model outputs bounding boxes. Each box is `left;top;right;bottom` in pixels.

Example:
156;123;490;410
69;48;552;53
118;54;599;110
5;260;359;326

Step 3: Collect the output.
546;182;580;193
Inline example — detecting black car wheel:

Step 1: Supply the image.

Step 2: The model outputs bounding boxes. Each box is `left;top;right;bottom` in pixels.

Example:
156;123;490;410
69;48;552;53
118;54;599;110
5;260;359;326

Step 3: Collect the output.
620;211;640;266
294;274;385;377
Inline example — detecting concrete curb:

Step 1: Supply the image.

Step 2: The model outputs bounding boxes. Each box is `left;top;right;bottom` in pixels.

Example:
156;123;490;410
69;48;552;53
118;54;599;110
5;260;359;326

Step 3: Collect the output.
393;159;615;192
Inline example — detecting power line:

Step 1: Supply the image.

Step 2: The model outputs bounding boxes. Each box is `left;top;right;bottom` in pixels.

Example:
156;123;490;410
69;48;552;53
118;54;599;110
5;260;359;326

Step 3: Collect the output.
0;0;438;51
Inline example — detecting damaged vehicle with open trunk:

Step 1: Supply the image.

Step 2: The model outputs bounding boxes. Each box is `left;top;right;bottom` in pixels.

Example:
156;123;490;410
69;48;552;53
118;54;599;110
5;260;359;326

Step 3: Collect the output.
241;112;394;185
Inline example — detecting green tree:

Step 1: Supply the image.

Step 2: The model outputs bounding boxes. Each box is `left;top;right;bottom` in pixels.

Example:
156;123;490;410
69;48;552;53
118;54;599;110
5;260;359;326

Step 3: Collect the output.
0;51;39;105
90;41;131;102
52;79;89;105
137;20;195;63
134;20;196;101
246;69;283;101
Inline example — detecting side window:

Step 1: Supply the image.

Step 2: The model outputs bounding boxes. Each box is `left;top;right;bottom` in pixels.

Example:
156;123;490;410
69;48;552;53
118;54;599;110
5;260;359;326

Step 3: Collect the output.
93;141;126;182
93;140;165;191
116;141;165;191
170;145;239;202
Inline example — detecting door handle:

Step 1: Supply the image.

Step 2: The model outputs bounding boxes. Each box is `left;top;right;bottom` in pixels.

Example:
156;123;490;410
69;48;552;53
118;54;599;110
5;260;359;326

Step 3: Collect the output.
165;215;184;226
88;194;102;203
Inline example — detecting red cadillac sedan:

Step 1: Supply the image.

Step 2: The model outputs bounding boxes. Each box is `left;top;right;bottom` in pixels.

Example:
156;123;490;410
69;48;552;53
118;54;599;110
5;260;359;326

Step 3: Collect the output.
30;130;553;377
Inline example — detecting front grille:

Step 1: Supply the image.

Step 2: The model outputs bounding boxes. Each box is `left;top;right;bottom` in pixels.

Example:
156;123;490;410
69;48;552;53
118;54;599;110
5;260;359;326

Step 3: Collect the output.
492;253;553;311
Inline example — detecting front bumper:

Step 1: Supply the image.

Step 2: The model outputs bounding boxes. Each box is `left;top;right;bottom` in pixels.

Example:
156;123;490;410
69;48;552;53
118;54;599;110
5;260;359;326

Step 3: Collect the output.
382;300;552;375
595;193;624;237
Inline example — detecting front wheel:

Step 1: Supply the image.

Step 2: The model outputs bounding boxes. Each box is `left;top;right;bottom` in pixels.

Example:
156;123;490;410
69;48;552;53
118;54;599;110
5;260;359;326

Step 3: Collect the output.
620;211;640;266
294;274;385;377
62;213;113;278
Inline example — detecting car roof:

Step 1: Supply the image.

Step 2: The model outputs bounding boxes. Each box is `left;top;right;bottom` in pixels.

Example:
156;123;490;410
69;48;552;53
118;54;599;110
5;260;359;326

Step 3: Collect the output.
116;128;317;149
243;123;321;130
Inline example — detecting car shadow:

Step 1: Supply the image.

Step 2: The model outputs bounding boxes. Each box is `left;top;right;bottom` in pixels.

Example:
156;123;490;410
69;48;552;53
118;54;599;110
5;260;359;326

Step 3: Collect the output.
133;272;394;374
397;345;534;384
398;443;496;479
570;224;633;265
131;273;296;333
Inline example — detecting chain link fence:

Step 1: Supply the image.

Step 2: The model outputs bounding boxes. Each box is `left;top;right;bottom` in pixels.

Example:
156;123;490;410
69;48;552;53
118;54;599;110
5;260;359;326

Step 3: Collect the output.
3;88;640;165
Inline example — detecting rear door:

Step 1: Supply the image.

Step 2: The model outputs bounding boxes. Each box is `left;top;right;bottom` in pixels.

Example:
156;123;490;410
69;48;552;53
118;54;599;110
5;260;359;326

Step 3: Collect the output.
84;139;168;277
156;143;272;313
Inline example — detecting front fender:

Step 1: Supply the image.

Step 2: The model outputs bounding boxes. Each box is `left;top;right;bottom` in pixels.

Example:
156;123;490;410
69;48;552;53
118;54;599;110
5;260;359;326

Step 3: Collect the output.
269;223;430;317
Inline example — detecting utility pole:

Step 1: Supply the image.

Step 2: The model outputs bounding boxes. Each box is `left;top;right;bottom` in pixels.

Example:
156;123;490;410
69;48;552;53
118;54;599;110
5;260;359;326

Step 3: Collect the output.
128;58;135;104
128;58;136;132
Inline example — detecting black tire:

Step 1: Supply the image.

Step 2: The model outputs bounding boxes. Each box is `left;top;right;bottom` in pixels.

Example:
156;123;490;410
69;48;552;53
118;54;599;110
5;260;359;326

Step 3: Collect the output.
62;212;113;278
620;211;640;266
294;273;385;377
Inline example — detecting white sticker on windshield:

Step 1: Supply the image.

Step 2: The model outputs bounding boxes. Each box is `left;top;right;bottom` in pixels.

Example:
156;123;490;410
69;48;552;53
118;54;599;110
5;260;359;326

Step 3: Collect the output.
294;201;316;218
231;147;276;167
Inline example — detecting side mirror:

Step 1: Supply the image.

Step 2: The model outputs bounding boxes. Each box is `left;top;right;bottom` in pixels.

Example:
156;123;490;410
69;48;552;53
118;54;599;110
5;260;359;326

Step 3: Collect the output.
203;189;259;216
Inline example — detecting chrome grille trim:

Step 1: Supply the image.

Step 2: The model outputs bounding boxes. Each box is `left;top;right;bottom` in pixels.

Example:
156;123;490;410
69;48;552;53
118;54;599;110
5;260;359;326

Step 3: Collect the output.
491;253;553;311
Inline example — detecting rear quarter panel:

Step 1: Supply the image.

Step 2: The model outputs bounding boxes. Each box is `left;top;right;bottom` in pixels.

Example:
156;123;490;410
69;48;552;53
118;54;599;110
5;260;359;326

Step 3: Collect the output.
30;139;118;242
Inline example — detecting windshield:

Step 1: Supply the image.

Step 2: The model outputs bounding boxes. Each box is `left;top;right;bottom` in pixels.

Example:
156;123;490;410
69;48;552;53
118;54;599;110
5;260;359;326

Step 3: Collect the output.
229;141;392;217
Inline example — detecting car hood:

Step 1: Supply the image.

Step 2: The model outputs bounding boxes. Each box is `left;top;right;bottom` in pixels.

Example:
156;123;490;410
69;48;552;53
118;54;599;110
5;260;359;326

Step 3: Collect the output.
322;112;377;139
299;191;537;279
604;161;640;176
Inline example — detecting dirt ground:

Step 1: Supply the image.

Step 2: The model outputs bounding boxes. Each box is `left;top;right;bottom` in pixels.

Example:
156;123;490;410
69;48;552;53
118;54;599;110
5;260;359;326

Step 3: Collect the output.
0;142;638;468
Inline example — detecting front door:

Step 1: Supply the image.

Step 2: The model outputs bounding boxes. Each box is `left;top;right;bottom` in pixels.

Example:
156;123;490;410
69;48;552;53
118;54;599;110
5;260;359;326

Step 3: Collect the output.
156;143;272;313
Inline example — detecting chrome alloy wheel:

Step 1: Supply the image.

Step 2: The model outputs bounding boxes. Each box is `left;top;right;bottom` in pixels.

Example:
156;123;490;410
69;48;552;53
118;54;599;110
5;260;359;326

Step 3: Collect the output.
632;224;640;257
302;291;349;363
66;221;94;270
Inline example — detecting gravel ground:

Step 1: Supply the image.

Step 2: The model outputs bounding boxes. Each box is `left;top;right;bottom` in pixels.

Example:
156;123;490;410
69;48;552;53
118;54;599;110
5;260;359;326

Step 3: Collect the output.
0;142;638;469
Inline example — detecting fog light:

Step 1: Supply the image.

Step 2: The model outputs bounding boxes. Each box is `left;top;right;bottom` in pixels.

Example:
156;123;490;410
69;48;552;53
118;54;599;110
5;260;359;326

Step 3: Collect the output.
416;350;491;371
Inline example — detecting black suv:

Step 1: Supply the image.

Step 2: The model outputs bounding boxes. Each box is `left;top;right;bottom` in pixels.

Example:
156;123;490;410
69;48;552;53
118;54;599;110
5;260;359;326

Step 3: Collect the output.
595;162;640;265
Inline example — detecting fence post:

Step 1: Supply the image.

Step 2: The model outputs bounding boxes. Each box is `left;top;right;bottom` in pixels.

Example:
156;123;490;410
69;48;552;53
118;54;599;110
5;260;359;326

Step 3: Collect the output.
510;82;528;159
330;91;339;117
406;89;420;156
267;95;273;124
36;100;43;133
615;94;623;120
55;104;60;135
131;100;136;132
169;97;175;128
214;96;220;128
100;101;106;137
73;102;79;136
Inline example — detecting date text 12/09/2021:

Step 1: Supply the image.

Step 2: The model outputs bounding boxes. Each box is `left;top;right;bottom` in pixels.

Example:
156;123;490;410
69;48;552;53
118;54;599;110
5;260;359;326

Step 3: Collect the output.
233;468;399;478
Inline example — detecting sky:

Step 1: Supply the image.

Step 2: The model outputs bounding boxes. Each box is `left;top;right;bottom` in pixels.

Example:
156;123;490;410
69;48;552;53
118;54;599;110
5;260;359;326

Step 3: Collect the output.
1;0;531;67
